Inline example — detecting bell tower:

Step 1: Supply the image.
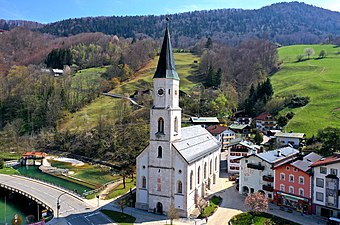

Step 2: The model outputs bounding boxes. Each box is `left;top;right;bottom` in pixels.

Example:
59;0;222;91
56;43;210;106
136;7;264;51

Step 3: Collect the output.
150;25;181;142
146;24;182;213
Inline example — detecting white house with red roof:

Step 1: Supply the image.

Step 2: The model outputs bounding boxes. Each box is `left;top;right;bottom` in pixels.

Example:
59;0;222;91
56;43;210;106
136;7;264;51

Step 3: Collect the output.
311;153;340;218
255;112;278;133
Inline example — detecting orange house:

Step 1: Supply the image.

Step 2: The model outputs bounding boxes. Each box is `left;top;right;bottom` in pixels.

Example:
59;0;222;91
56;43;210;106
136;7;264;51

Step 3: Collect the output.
273;152;321;214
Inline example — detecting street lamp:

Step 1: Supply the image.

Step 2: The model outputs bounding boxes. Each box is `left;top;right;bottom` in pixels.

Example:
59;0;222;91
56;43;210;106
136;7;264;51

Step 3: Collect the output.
56;192;67;219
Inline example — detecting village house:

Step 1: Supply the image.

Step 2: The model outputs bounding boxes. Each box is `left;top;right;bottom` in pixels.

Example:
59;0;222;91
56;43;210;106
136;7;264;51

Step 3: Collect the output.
255;112;278;134
239;147;300;199
206;125;227;142
136;26;221;217
273;152;322;214
222;129;236;152
190;117;219;128
275;132;305;148
227;140;260;174
233;111;253;125
206;125;236;152
310;153;340;218
52;69;64;77
229;123;251;135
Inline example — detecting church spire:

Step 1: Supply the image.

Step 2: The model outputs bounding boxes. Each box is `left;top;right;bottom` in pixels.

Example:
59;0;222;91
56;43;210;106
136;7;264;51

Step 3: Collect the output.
153;21;180;80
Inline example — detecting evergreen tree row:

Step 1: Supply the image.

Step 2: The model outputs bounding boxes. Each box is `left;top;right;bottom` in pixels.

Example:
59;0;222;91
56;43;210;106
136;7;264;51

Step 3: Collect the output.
45;48;72;69
244;78;273;116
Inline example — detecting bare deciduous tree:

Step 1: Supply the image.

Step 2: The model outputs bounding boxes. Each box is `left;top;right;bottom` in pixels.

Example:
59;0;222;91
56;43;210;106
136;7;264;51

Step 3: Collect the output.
167;202;180;225
304;47;315;59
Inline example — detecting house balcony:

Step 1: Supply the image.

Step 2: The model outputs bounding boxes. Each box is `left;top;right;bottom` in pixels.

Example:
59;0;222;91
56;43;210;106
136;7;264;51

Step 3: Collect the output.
263;175;274;182
262;184;274;192
247;163;264;170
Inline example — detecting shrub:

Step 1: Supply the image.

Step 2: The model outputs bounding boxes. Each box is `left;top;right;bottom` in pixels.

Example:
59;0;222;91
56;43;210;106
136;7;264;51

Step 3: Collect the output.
287;95;310;108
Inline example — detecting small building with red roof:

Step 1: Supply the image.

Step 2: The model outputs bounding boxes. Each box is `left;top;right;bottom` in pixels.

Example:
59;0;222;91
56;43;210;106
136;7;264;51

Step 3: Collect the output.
273;152;322;214
206;125;235;152
310;153;340;218
255;112;278;134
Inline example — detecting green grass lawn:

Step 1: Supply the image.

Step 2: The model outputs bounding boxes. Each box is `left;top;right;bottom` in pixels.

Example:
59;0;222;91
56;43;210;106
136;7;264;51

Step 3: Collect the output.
231;212;300;225
272;44;340;137
199;195;222;218
60;53;200;131
101;210;136;225
0;167;20;175
0;151;22;160
49;160;120;187
105;178;135;200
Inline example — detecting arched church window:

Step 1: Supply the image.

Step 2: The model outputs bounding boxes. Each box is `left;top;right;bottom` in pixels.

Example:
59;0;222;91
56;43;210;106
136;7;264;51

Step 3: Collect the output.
174;117;178;133
204;162;207;179
142;176;146;188
177;180;182;194
215;156;218;171
210;159;213;175
158;117;164;133
190;170;193;190
158;146;162;158
197;166;201;184
157;178;161;191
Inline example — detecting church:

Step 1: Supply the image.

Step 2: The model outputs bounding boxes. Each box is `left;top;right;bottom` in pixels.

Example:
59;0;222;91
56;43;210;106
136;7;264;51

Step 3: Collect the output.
135;26;221;217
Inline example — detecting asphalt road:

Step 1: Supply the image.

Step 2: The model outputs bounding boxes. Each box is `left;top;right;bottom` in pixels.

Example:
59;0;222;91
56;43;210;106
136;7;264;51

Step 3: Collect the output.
67;211;116;225
0;174;92;217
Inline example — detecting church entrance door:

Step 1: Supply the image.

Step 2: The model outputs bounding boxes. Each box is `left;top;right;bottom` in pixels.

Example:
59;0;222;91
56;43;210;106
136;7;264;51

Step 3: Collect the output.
156;202;163;214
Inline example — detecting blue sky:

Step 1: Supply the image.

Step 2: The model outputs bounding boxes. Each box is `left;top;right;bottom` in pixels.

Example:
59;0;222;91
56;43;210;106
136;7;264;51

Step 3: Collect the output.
1;0;339;23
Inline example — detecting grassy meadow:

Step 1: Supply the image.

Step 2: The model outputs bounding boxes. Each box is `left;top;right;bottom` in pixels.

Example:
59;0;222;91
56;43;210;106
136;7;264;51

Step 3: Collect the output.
272;44;340;137
60;53;200;131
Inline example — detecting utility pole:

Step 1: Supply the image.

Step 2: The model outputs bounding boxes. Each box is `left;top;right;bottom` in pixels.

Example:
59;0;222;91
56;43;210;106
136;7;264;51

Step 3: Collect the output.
57;193;67;219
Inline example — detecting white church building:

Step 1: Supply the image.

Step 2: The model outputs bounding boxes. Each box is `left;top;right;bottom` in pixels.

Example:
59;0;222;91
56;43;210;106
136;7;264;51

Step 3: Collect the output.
136;26;221;217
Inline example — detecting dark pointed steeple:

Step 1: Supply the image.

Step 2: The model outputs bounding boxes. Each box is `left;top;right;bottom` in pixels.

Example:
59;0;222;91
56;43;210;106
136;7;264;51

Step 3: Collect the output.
153;24;180;80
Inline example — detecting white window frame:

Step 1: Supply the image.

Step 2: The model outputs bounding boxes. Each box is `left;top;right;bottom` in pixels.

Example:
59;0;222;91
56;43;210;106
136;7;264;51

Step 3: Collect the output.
289;174;294;182
299;188;304;196
289;186;294;194
280;173;285;181
316;192;324;202
280;184;285;192
316;178;324;188
331;168;338;176
299;176;304;184
320;167;327;174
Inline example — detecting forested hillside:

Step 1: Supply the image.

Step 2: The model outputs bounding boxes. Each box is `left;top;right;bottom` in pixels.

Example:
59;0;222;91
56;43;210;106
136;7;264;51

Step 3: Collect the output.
0;19;44;30
37;2;340;46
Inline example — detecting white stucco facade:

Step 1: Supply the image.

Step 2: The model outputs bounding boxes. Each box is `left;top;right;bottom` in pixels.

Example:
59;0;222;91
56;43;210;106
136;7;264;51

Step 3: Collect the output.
312;160;340;217
136;27;220;217
239;155;274;199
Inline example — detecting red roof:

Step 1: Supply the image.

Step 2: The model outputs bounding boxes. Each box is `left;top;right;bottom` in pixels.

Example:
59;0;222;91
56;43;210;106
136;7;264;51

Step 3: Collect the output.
310;154;340;167
206;125;228;136
255;112;273;120
22;152;46;157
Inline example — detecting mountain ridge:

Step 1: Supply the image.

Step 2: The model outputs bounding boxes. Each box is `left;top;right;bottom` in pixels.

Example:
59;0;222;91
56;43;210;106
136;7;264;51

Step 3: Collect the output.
35;2;340;46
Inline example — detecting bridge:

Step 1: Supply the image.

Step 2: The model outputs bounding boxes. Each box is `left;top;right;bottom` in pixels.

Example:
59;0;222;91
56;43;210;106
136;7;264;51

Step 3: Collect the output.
0;174;93;219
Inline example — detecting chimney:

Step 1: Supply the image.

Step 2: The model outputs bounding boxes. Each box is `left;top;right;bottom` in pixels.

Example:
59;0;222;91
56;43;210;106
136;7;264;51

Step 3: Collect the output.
276;150;281;157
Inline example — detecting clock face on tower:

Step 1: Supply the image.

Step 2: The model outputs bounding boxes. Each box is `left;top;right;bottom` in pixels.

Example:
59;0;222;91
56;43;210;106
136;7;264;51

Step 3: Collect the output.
157;88;165;96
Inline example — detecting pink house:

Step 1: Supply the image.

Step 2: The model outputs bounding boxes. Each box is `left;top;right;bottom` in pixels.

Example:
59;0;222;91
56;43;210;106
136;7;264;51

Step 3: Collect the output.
273;152;321;214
